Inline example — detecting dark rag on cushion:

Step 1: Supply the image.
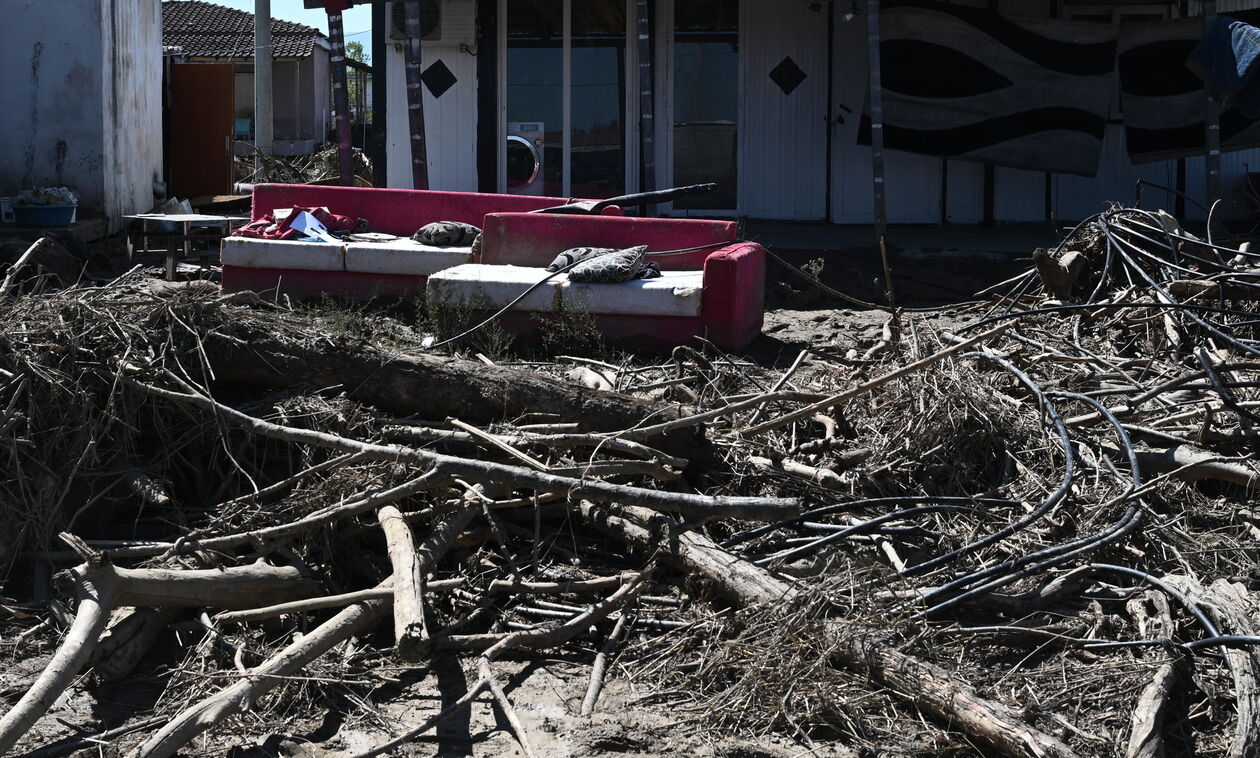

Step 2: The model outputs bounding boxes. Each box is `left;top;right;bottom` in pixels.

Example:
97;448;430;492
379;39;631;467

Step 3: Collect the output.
858;0;1116;176
412;221;482;247
568;246;650;284
546;247;615;273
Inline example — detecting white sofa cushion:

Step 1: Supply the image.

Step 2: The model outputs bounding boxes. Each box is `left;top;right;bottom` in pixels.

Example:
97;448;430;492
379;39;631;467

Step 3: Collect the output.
344;239;472;276
427;264;564;312
563;270;703;318
426;264;704;318
220;237;345;271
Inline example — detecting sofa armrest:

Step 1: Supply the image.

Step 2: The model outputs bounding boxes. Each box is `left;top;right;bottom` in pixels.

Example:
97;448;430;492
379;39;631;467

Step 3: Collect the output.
700;242;765;351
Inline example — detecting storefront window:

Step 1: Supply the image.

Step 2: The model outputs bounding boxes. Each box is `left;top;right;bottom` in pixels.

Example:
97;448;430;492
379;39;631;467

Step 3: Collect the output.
673;0;738;210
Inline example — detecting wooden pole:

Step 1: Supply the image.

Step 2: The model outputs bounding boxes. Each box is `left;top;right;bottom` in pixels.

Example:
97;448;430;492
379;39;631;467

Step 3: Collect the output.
403;0;430;189
867;0;887;246
637;0;655;208
327;8;356;185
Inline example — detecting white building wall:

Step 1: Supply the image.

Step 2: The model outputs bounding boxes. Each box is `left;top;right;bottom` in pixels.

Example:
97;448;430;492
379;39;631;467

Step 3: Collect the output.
386;0;478;191
738;1;828;220
312;47;331;142
827;0;1260;224
101;0;164;231
830;14;946;223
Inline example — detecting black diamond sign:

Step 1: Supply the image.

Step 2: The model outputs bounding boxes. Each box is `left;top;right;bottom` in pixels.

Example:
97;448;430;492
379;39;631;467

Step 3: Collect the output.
421;60;457;99
769;56;806;96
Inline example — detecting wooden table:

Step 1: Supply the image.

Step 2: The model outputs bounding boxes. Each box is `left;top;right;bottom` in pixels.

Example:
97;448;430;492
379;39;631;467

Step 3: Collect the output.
124;213;250;281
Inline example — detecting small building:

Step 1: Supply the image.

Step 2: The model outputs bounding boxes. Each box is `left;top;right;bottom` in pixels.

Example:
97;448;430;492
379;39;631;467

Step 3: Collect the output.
0;0;163;233
365;0;1260;225
163;0;332;156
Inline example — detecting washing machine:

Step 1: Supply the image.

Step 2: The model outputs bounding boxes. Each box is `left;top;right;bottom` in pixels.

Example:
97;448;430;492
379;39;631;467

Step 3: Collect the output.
506;121;545;195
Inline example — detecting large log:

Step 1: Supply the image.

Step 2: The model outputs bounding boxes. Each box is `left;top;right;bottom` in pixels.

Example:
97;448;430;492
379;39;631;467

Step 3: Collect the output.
0;552;319;756
201;329;704;457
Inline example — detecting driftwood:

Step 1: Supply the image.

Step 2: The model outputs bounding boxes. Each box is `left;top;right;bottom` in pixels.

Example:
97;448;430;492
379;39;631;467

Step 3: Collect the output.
91;606;181;681
129;505;477;758
0;540;319;756
1167;279;1258;301
377;504;431;660
1134;444;1259;488
127;373;797;522
577;502;1079;758
615;504;1071;751
1125;662;1181;758
1033;248;1089;299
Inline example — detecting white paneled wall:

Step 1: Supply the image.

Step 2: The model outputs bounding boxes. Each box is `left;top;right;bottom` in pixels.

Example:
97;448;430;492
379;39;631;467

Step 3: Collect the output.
738;0;828;220
386;0;478;191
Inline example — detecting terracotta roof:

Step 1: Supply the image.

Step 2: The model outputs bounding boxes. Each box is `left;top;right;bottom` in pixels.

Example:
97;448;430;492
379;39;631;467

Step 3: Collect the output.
162;0;325;59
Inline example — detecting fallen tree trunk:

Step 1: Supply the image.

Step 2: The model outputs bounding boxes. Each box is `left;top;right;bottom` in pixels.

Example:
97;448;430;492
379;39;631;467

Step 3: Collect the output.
578;501;1081;758
0;547;319;756
1134;444;1260;488
202;329;705;457
129;505;478;758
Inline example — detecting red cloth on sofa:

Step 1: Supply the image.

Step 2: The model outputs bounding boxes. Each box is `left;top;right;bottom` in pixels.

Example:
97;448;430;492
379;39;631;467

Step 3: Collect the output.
235;207;358;240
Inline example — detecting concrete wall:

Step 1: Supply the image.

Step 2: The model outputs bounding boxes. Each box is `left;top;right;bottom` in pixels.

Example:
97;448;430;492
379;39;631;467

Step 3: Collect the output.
385;0;479;191
0;0;161;231
0;0;107;213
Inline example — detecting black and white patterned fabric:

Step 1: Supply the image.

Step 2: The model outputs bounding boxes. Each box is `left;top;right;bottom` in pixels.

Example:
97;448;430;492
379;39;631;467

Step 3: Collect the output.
568;246;650;283
412;221;481;247
546;246;615;273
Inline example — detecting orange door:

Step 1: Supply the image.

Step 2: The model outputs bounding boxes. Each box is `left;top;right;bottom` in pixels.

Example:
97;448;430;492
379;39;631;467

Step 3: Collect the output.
170;63;235;199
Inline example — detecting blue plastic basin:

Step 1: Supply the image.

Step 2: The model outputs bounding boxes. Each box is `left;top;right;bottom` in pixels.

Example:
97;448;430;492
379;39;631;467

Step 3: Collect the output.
13;204;77;228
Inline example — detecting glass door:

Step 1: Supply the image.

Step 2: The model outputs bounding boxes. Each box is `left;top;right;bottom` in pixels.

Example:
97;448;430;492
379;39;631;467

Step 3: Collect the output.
505;0;564;196
503;0;628;198
669;0;738;212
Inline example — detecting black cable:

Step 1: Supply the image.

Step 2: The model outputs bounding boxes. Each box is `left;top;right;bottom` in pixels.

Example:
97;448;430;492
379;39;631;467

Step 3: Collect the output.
915;393;1143;617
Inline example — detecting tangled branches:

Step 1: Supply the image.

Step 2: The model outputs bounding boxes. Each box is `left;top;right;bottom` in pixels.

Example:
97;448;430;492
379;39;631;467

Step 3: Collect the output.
1;207;1258;757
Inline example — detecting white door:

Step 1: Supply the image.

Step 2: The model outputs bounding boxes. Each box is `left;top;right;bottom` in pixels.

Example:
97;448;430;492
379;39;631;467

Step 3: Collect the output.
737;0;828;220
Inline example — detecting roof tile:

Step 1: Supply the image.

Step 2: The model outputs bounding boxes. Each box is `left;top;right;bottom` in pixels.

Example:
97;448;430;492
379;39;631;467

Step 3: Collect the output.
162;0;324;59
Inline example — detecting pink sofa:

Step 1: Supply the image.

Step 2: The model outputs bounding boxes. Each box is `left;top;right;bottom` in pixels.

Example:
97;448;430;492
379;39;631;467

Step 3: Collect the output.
220;184;621;299
220;185;765;351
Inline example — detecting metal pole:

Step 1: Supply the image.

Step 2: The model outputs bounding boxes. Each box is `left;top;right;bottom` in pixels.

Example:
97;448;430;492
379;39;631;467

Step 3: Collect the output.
254;0;274;167
1204;0;1221;205
403;0;430;189
328;8;356;185
637;0;655;205
866;0;886;245
371;1;388;187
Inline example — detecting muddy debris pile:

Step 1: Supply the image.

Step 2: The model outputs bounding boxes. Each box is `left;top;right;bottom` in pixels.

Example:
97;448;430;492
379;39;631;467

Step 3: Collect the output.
0;205;1258;758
